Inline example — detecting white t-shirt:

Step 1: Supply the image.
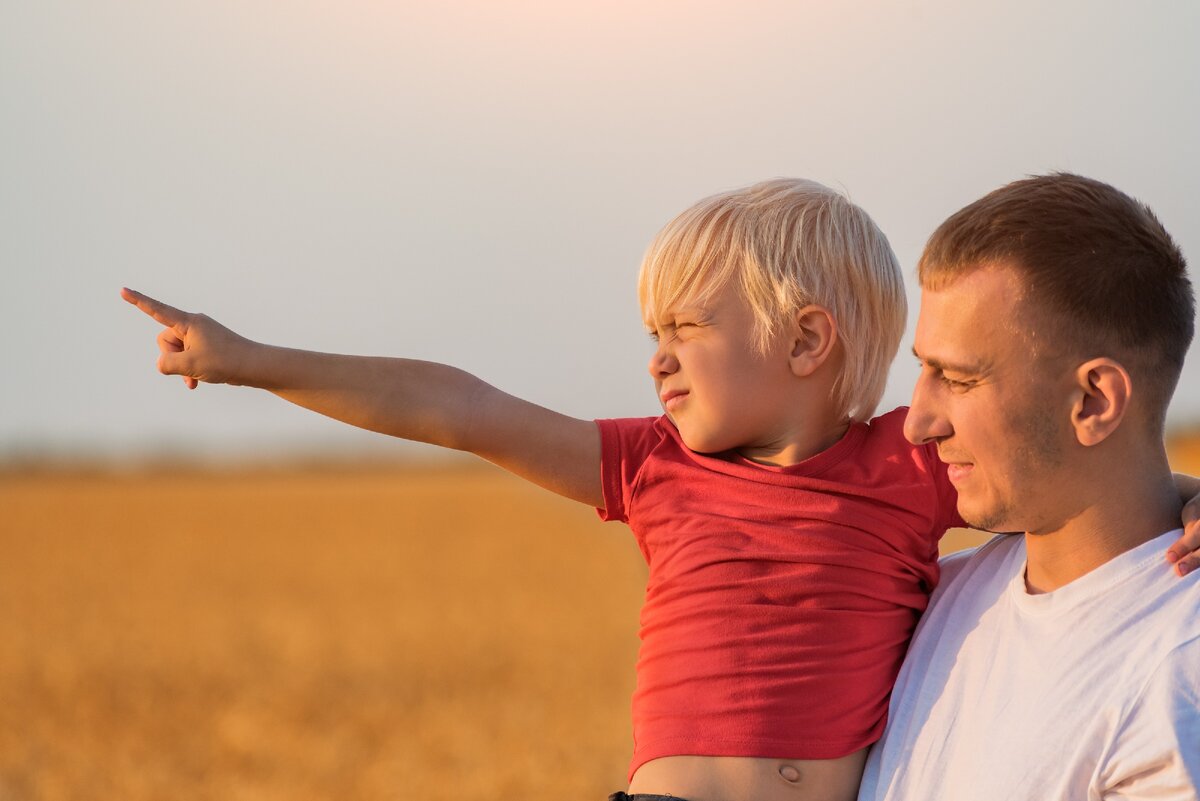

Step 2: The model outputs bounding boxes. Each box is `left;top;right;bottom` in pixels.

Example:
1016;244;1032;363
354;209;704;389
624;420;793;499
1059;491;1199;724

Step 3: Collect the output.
858;529;1200;801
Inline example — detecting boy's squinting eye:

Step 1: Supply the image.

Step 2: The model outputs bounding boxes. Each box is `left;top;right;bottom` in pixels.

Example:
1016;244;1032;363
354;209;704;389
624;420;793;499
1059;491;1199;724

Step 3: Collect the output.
648;327;677;344
674;318;708;335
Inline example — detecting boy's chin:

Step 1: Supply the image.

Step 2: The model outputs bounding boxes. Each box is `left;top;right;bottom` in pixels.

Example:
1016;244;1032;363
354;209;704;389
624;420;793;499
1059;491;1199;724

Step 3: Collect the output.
673;425;733;456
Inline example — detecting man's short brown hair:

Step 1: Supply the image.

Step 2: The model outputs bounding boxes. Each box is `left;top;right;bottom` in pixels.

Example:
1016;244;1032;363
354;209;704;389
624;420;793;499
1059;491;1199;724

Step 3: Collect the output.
918;173;1193;430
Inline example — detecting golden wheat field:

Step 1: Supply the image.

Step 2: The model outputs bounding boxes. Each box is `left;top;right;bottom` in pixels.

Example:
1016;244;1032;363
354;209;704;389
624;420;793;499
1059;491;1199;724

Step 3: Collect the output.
2;437;1199;801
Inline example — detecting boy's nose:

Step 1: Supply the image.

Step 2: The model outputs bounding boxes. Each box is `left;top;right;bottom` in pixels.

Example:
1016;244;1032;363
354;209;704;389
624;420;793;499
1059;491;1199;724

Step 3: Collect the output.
647;345;678;379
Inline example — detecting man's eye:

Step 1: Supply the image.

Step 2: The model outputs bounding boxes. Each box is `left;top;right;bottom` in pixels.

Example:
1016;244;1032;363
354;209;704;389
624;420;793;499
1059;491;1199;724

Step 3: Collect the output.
940;374;971;390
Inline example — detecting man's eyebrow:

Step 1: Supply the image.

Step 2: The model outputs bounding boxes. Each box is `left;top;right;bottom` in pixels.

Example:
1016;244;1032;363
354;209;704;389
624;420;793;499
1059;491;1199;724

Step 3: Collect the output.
911;347;986;375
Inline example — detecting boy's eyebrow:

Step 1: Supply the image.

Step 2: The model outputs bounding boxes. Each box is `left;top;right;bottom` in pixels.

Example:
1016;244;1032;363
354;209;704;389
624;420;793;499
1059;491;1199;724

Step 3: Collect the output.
911;347;986;375
645;300;711;327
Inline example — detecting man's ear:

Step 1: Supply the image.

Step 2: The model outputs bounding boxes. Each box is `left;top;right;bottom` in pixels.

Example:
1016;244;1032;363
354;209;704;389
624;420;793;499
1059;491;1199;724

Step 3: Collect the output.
1070;358;1132;446
789;305;839;378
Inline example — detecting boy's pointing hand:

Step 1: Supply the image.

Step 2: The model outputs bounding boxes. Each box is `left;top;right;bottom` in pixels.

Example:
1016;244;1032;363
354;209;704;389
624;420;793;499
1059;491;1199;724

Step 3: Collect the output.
120;287;255;390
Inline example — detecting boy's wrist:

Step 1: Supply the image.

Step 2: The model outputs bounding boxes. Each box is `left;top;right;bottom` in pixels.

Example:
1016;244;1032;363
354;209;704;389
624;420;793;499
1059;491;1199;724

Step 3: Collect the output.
228;338;274;388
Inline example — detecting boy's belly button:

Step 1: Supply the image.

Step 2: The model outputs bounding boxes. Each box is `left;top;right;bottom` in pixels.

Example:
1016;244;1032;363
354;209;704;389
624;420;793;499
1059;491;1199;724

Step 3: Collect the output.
628;752;865;801
779;764;802;783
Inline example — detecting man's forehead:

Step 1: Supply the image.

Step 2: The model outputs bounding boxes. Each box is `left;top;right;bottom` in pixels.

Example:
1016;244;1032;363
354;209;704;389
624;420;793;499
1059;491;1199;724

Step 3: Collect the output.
913;266;1030;368
917;266;1029;324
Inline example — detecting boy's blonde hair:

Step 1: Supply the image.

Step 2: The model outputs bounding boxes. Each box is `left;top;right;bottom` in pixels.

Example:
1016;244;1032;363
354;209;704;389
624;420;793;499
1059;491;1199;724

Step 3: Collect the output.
638;178;905;422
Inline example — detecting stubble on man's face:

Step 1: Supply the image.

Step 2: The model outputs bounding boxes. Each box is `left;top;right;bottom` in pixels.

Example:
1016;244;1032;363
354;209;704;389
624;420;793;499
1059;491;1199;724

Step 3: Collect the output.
963;394;1066;534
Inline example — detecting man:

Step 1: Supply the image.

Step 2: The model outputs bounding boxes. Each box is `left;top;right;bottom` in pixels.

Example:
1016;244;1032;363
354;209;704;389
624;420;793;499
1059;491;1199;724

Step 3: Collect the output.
858;173;1200;800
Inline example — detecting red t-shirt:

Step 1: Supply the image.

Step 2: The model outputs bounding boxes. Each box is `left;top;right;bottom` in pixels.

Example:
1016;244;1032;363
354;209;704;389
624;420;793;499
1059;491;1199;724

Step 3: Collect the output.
596;407;963;780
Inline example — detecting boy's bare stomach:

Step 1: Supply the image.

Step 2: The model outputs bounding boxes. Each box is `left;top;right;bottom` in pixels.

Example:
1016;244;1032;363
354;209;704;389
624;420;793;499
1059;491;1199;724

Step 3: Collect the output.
627;750;868;801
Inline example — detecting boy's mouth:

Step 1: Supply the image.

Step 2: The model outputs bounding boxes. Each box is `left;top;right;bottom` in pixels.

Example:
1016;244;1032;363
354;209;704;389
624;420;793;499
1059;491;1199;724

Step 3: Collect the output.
660;389;689;411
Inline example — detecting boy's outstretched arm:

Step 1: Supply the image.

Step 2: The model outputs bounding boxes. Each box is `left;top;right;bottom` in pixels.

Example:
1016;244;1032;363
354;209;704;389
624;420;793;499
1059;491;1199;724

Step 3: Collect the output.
1167;472;1200;577
120;288;604;508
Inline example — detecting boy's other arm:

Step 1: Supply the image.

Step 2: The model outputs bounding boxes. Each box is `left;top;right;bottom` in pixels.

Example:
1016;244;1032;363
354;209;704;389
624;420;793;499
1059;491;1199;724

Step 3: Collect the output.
1167;472;1200;577
120;288;604;508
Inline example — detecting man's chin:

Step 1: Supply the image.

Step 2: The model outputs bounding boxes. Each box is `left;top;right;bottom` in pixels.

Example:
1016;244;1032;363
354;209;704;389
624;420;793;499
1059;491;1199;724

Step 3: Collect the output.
958;502;1020;535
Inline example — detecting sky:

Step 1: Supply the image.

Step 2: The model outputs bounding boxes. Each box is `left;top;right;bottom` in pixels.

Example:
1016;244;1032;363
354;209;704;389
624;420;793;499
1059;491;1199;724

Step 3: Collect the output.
3;0;1199;461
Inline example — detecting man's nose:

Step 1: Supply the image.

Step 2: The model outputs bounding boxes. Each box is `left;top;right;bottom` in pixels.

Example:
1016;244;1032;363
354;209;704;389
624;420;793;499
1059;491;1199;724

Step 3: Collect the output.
904;373;951;445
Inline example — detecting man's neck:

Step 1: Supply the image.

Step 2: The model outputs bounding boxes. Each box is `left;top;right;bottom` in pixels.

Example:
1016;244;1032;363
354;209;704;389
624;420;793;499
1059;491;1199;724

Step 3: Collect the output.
1024;461;1180;594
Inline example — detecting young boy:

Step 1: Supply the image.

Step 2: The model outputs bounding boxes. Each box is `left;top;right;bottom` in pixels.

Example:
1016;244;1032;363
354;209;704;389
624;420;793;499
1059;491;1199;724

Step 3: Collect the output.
122;179;1200;801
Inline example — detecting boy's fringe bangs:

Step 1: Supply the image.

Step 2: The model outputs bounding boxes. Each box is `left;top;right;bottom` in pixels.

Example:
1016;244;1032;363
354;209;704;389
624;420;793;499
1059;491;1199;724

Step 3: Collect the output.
639;195;805;354
638;203;743;329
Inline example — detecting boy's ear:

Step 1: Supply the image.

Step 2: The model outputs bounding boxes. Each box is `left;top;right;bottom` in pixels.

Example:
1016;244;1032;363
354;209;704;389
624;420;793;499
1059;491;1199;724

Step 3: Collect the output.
1069;357;1132;447
789;305;839;378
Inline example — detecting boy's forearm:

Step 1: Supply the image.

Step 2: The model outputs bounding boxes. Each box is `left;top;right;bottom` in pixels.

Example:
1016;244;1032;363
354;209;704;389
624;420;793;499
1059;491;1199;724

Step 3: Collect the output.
243;343;486;450
248;344;604;506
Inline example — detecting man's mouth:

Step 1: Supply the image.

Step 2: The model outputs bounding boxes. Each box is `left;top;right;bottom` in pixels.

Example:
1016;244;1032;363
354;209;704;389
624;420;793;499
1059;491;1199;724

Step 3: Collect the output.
945;463;974;484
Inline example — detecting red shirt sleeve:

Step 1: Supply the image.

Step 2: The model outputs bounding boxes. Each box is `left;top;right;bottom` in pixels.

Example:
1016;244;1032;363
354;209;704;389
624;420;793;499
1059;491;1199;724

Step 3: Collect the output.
595;417;665;523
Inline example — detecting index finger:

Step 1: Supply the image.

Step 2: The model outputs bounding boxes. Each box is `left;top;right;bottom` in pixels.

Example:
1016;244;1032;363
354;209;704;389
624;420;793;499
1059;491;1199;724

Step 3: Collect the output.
120;287;191;329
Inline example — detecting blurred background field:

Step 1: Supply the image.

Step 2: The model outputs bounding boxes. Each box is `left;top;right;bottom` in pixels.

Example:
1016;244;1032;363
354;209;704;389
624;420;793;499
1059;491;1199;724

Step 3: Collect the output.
0;463;642;801
2;435;1198;801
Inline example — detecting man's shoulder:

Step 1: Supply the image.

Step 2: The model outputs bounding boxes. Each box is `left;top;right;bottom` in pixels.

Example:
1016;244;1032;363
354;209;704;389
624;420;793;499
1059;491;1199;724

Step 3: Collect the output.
1101;631;1200;794
1125;556;1200;652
